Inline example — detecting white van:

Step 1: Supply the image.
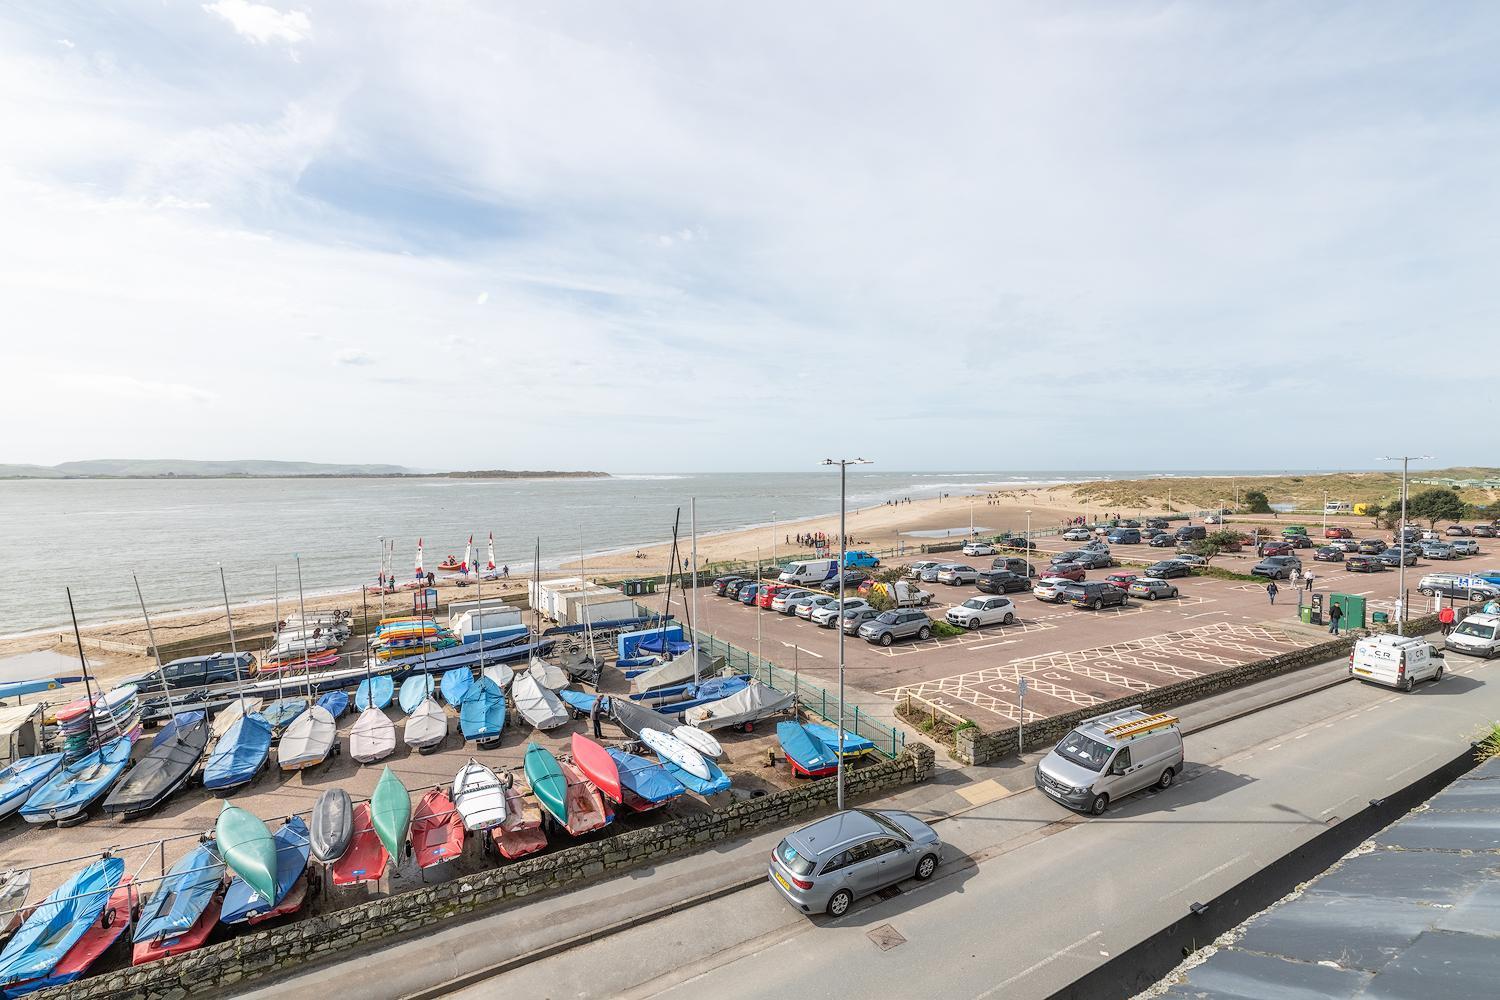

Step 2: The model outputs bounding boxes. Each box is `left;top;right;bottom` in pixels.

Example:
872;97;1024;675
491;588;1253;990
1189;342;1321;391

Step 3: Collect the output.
1349;634;1445;691
1034;706;1184;816
1324;500;1353;514
779;558;838;586
1446;613;1500;659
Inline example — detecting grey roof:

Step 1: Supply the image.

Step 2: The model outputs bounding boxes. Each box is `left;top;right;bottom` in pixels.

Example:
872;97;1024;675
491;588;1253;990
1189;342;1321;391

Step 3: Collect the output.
1155;755;1500;1000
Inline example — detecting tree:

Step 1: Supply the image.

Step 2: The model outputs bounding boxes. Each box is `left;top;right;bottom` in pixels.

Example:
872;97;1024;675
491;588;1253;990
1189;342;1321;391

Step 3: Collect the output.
1244;490;1273;513
1407;488;1466;528
1189;539;1221;566
1362;502;1385;528
1192;530;1243;567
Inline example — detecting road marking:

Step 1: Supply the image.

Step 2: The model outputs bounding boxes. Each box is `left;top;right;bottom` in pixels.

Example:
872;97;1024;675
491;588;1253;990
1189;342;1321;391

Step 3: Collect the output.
1156;852;1251;902
1294;733;1308;740
969;640;1021;651
1184;611;1221;620
1385;759;1433;782
1265;744;1282;752
977;930;1103;997
955;779;1014;806
780;642;823;658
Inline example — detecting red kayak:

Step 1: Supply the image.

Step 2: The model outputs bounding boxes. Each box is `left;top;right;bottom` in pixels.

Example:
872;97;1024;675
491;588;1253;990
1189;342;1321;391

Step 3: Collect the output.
247;875;307;925
331;803;389;886
411;788;465;869
570;734;622;803
132;892;222;966
51;876;134;982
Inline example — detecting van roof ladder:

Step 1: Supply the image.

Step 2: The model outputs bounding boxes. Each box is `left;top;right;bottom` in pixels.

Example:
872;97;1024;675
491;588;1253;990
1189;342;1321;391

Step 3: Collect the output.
1101;713;1180;740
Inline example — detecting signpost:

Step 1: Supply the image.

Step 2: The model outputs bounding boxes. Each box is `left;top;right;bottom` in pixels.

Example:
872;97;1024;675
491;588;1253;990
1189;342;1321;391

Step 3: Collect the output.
1018;676;1028;754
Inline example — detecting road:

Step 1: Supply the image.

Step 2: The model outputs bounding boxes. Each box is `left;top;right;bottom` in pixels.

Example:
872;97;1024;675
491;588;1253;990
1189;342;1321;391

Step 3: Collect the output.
430;648;1496;1000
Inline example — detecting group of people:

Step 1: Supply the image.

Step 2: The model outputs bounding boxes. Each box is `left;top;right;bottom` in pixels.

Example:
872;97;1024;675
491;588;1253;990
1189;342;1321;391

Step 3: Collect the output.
883;497;914;506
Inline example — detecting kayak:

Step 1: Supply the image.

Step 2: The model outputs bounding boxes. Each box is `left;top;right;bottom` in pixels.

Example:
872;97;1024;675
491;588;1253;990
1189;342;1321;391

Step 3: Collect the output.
309;788;354;864
672;725;722;760
0;755;64;820
20;736;134;825
221;815;310;924
215;801;277;907
356;675;394;711
132;841;224;961
201;713;273;791
371;767;411;862
0;856;124;992
331;802;387;887
440;667;473;706
103;715;210;816
411;787;464;868
569;734;622;802
452;759;507;831
398;675;436;715
638;728;709;782
776;721;840;778
523;743;568;826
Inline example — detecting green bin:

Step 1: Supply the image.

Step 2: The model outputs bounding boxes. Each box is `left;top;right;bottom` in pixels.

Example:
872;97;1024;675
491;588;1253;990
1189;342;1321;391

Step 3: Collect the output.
1300;607;1313;625
643;579;658;594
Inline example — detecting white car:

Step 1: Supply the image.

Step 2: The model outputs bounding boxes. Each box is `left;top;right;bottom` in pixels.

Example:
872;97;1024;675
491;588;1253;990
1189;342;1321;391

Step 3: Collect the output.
1170;554;1208;567
811;598;870;627
796;595;840;620
1062;528;1093;541
946;596;1017;629
936;564;980;586
962;541;997;557
1032;577;1074;603
779;591;818;615
906;561;942;580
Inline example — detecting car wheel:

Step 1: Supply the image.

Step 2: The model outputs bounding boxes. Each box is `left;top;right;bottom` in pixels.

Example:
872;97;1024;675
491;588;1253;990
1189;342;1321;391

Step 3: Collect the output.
1157;767;1175;790
1147;591;1157;601
1170;588;1179;598
880;633;894;647
1091;599;1103;611
915;854;939;880
1089;793;1109;816
1433;664;1445;683
918;626;932;640
1402;675;1415;693
1003;612;1015;625
827;888;853;917
1420;588;1435;597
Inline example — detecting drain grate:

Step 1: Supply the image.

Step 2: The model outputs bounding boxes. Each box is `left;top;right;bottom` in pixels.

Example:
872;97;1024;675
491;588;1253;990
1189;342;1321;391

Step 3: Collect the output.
877;885;905;900
867;923;907;951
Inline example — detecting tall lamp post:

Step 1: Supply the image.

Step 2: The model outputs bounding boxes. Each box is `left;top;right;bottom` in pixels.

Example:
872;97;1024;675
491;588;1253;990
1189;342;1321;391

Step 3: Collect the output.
824;457;872;810
1378;455;1430;635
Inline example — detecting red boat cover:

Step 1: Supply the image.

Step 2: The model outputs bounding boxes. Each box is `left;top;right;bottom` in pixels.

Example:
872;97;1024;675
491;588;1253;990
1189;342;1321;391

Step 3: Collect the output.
332;802;389;886
411;788;465;869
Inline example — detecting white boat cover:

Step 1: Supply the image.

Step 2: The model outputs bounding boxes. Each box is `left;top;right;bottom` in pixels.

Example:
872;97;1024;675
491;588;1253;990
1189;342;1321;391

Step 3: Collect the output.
683;681;796;732
348;707;396;763
481;662;514;689
511;672;568;730
528;658;569;691
628;649;721;696
452;759;507;830
403;698;448;750
278;706;336;769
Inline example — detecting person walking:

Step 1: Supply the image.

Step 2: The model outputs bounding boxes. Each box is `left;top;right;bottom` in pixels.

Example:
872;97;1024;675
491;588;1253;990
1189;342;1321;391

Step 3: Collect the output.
1439;605;1456;635
1267;581;1279;605
1304;570;1314;592
1290;567;1301;587
1329;602;1344;635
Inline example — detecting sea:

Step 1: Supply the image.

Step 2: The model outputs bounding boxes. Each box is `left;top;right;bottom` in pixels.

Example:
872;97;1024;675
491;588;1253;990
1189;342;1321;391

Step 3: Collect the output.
0;470;1291;635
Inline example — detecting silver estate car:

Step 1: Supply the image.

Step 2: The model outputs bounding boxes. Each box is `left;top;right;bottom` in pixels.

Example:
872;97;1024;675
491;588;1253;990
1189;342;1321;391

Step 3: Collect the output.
768;809;942;917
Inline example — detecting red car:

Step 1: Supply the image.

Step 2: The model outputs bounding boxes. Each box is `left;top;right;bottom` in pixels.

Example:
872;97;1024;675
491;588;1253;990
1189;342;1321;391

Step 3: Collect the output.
1048;562;1086;582
857;579;876;596
757;583;793;609
1258;540;1293;558
1104;572;1138;590
1324;526;1353;539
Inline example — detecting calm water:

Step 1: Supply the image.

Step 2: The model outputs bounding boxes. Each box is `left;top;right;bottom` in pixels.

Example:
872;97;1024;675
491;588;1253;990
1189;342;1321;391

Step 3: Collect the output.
0;469;1282;634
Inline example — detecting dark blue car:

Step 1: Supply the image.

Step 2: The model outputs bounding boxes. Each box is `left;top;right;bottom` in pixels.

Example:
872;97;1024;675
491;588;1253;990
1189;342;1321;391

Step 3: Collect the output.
739;584;761;605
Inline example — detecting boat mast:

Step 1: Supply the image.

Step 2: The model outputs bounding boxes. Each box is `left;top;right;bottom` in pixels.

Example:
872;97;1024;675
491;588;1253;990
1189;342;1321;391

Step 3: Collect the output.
272;565;285;708
65;587;101;749
132;574;180;718
218;566;245;713
691;497;699;685
294;555;313;702
533;537;541;640
476;551;486;675
659;508;680;654
361;585;374;692
579;527;595;666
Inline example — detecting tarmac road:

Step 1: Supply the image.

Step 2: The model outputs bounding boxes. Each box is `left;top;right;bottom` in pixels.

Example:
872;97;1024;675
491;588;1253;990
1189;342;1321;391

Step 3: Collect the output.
432;647;1498;1000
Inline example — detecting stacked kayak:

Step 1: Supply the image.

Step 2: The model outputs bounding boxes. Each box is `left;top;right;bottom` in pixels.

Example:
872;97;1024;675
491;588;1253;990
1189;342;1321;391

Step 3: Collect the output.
411;788;464;868
258;651;340;675
56;686;140;761
103;714;210;817
604;748;684;811
0;856;125;995
202;713;273;791
21;736;133;825
132;841;225;965
0;755;64;820
369;617;458;660
458;677;506;744
776;721;839;778
220;814;311;925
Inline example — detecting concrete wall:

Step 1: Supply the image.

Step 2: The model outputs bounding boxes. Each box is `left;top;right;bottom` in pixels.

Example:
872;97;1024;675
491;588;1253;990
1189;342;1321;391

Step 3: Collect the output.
48;743;934;1000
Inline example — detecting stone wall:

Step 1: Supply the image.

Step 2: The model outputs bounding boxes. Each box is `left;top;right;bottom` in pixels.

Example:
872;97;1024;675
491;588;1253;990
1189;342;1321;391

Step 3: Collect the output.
49;743;934;1000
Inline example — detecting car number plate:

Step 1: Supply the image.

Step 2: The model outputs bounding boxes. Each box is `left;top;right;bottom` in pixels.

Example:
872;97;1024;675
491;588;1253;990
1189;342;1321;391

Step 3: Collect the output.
1354;668;1372;676
773;870;792;891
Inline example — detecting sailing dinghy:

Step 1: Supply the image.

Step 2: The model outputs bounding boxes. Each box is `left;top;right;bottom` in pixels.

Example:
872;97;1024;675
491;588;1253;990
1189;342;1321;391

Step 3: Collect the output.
481;662;514;689
0;754;63;820
0;857;125;995
411;787;465;868
316;690;350;718
451;758;507;831
331;802;386;887
403;697;448;751
201;713;273;791
458;677;506;744
398;674;436;715
604;747;685;811
371;767;412;862
512;671;568;730
356;675;394;711
440;667;473;706
220;815;310;925
21;735;134;825
0;871;29;936
556;759;612;836
211;697;262;740
528;657;569;691
103;714;210;817
493;781;547;859
349;707;396;764
277;705;337;771
776;721;839;778
131;840;225;965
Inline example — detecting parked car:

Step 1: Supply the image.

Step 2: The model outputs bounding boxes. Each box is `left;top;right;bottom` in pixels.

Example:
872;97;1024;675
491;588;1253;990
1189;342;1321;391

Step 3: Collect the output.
823;570;870;593
1127;578;1179;601
936;564;981;586
1446;524;1471;537
1328;538;1363;554
1314;546;1345;562
976;570;1030;594
840;607;882;635
768;809;942;917
858;609;934;646
1280;525;1309;538
1421;541;1457;560
713;575;747;597
725;579;754;599
1345;555;1385;573
1251;555;1302;580
1418;573;1500;601
1257;540;1293;558
1324;526;1354;539
1175;525;1207;542
989;557;1037;577
1170;554;1208;568
1472;524;1497;538
1050;550;1086;566
905;560;941;579
1035;707;1184;815
778;590;819;615
1452;539;1480;556
1284;535;1314;549
757;583;794;609
843;550;882;568
1061;581;1129;610
946;596;1018;629
1062;527;1093;541
1149;533;1176;548
1032;577;1075;603
1047;562;1087;582
1378;547;1419;567
917;565;946;583
1104;572;1138;590
1147;560;1193;579
1445;613;1500;658
796;595;840;620
961;540;997;557
1073;549;1114;570
812;598;870;627
739;583;762;604
134;651;256;692
1001;536;1038;551
1358;538;1388;555
1105;528;1141;544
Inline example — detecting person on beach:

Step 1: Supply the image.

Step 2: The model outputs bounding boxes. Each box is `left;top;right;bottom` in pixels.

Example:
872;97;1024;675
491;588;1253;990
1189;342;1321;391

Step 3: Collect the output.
502;564;509;579
1266;581;1279;605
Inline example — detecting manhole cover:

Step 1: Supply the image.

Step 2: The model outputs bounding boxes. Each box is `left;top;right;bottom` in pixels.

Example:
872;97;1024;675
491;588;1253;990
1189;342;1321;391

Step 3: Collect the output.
867;924;907;951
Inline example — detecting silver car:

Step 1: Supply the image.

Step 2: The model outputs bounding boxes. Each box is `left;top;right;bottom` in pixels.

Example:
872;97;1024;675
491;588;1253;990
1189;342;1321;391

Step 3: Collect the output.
1451;539;1480;556
768;809;942;916
935;563;980;585
796;595;839;620
779;590;819;615
840;607;881;635
905;560;941;579
811;598;869;627
1422;541;1457;560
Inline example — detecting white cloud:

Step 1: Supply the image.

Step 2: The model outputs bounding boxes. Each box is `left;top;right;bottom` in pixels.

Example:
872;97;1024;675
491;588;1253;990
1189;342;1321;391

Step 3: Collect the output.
55;39;73;49
202;0;310;46
475;291;488;305
336;349;374;366
62;372;216;404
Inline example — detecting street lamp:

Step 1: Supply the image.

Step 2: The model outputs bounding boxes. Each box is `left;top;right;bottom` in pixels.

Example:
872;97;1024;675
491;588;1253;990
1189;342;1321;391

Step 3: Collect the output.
1025;509;1032;551
823;457;872;810
1378;455;1431;634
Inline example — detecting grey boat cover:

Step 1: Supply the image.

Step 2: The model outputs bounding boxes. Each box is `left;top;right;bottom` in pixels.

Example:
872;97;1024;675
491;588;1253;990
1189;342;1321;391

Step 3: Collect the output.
528;657;569;691
512;672;568;730
403;698;448;750
628;649;722;696
277;706;337;769
349;707;396;763
610;697;682;738
309;787;353;864
683;681;796;732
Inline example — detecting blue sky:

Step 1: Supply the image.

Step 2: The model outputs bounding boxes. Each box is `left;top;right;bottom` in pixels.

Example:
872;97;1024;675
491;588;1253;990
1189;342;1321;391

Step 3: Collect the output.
2;2;1496;472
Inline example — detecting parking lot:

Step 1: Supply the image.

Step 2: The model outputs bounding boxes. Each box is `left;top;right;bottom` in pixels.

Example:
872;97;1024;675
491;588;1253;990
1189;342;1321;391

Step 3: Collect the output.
662;519;1498;732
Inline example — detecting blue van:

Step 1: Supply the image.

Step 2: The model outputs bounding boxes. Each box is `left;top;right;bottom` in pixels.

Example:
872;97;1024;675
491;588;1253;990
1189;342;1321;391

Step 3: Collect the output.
844;551;881;568
1106;528;1141;544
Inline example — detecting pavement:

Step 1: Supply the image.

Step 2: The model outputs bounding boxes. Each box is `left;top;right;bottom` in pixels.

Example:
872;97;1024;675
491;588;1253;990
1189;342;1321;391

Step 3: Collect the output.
237;630;1497;1000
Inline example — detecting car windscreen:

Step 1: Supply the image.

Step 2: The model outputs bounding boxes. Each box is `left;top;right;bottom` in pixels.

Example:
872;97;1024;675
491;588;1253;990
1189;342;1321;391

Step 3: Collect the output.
1055;731;1111;772
1455;622;1496;639
775;838;816;877
876;611;901;623
859;809;911;841
961;599;986;609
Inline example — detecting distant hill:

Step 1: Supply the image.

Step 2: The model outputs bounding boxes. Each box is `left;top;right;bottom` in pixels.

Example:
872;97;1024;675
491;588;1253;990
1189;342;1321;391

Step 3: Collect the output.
0;460;609;480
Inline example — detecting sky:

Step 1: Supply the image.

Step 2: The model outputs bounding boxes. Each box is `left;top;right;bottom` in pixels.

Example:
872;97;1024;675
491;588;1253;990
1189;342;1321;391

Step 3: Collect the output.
2;2;1496;472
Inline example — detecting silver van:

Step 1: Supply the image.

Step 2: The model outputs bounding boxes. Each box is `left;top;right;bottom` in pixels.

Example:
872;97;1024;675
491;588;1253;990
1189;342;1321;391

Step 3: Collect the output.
1446;613;1500;658
768;809;942;916
1035;706;1184;815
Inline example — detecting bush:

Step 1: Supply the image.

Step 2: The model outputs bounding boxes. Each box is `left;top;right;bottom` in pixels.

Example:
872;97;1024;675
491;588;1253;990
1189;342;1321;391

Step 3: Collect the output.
1244;490;1273;513
931;620;965;638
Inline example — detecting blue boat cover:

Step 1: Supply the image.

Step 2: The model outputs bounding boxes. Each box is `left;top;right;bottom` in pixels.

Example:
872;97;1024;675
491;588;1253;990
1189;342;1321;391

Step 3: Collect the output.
0;856;124;989
150;711;207;751
557;689;606;714
201;714;273;790
658;755;731;796
133;841;225;944
356;676;394;711
263;698;308;731
776;721;838;774
635;676;751;713
398;675;435;715
19;736;133;821
459;677;505;741
0;754;64;815
615;655;660;670
221;815;310;924
380;637;552;676
440;667;473;706
315;691;349;718
635;636;692;656
605;748;684;804
800;722;876;758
